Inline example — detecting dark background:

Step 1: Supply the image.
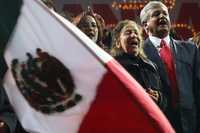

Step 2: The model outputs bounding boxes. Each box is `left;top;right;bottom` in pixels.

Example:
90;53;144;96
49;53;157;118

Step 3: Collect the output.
54;0;200;40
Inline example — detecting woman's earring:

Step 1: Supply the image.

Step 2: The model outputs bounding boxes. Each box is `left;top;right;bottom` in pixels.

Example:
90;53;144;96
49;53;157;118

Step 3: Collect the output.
116;41;121;48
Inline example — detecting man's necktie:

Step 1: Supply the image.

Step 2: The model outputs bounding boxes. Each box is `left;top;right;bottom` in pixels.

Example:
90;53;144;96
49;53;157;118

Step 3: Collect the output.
159;39;178;108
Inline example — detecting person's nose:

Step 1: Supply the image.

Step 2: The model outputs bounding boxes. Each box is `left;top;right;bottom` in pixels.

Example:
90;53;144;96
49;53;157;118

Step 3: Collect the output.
130;32;137;38
88;24;93;29
159;12;166;18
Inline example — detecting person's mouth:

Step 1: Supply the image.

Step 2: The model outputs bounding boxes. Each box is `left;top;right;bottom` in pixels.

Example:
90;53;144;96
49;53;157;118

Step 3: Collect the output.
128;38;139;47
86;32;95;37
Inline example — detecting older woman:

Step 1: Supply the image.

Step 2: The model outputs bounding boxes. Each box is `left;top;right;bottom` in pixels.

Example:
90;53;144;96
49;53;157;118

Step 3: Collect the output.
73;7;109;52
111;20;167;111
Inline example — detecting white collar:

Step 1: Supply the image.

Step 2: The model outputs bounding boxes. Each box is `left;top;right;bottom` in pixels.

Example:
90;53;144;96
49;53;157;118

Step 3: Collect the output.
149;35;170;48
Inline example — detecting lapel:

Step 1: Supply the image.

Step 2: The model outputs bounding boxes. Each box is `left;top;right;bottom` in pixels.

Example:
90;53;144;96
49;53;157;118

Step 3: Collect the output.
169;38;178;70
170;38;189;89
170;38;191;65
144;38;170;86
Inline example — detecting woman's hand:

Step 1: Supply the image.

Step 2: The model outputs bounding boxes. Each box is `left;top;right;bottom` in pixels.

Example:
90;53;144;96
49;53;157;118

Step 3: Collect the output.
146;88;159;102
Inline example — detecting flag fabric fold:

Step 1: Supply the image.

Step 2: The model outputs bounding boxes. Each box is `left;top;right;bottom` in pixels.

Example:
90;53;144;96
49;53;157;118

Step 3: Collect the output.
2;0;174;133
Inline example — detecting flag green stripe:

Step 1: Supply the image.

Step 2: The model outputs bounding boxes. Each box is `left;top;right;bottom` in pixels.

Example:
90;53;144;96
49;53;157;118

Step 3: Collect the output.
0;0;23;78
0;0;23;54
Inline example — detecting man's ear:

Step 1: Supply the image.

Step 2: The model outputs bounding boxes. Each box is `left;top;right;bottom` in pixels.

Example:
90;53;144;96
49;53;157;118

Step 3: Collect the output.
142;22;149;33
116;40;121;48
143;22;149;33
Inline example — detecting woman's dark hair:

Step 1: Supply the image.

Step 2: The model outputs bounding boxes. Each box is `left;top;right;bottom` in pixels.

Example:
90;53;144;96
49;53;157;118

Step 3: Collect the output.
73;7;104;47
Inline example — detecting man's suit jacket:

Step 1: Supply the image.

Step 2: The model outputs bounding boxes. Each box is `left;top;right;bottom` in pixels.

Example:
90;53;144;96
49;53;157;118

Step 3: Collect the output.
144;38;200;133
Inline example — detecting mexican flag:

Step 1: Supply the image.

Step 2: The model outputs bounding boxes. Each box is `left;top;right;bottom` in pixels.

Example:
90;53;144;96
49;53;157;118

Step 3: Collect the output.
1;0;174;133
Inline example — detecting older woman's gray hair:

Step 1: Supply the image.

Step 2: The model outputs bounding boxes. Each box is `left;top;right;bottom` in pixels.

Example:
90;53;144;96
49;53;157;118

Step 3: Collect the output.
140;1;168;24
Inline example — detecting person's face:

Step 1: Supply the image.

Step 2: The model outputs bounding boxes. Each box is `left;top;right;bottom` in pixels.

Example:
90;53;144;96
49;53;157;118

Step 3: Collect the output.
145;6;171;38
118;24;141;56
79;15;98;42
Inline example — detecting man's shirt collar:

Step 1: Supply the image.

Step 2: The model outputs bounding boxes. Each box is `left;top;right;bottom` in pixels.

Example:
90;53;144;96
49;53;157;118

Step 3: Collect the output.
149;35;170;48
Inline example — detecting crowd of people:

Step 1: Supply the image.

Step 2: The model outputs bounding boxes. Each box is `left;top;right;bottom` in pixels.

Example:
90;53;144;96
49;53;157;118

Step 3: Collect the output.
0;0;200;133
69;2;200;132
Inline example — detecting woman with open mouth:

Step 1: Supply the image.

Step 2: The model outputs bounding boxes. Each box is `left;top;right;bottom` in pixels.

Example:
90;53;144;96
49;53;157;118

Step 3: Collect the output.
111;20;167;112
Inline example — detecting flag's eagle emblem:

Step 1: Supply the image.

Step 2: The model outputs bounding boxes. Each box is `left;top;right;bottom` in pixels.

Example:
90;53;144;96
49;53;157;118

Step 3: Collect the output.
11;48;82;114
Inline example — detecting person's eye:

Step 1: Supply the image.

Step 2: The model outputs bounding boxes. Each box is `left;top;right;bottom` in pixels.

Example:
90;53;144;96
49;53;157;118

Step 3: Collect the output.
80;23;88;27
152;11;160;17
163;11;168;16
92;22;97;27
134;30;138;35
124;31;131;35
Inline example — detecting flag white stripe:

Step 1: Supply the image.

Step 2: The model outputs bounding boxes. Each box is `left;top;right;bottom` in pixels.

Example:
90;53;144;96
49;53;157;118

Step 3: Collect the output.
4;0;111;132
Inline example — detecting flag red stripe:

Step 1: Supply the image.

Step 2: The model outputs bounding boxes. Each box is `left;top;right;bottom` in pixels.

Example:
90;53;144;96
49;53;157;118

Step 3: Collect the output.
79;59;174;133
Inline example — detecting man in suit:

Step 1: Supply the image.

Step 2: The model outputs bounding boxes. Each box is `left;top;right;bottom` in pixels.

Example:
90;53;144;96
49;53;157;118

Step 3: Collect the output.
140;1;200;133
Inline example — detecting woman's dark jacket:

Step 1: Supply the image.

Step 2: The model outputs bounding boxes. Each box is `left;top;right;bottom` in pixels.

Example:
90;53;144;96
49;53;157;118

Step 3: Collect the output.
114;53;167;111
